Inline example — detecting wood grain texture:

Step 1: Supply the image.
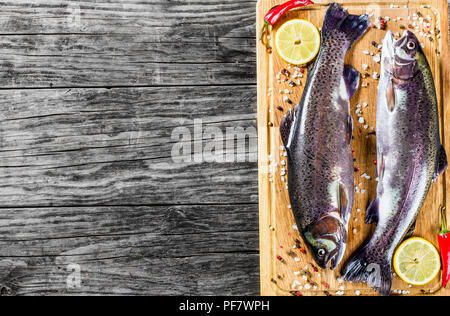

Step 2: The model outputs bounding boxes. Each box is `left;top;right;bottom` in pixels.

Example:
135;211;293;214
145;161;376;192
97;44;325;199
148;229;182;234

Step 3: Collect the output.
0;0;260;296
0;87;258;206
0;204;259;295
258;0;450;296
0;0;258;88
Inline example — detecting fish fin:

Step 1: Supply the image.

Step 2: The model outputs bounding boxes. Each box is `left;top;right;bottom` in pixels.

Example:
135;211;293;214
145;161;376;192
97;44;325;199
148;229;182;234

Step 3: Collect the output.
347;115;353;145
386;80;396;112
322;3;370;49
376;154;385;180
280;104;299;149
404;221;417;240
365;197;379;224
342;245;392;296
343;66;360;99
307;60;316;74
433;145;448;183
338;183;349;217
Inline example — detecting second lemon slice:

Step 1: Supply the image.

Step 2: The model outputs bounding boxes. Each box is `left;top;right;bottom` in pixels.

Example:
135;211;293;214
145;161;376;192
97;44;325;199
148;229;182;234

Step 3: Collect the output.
275;19;320;65
393;237;441;286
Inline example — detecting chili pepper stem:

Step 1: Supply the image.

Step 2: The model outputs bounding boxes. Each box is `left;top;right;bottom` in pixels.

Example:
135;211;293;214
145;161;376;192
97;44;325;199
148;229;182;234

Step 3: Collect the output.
260;21;270;44
441;206;448;234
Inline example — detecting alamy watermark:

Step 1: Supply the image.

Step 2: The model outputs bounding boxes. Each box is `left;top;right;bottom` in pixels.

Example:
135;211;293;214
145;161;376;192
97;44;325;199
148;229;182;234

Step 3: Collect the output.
170;119;257;164
66;263;82;290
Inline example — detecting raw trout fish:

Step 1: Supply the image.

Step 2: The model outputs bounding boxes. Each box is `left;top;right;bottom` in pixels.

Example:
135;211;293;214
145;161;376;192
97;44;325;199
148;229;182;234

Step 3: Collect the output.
280;3;369;269
342;31;448;295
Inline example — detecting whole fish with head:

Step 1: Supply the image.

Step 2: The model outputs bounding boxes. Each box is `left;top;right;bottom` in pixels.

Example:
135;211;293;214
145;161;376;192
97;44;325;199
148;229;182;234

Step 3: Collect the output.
342;30;448;296
281;3;369;269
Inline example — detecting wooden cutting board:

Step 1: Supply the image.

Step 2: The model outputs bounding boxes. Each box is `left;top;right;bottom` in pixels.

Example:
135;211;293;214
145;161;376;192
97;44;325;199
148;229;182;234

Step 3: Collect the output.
257;0;450;296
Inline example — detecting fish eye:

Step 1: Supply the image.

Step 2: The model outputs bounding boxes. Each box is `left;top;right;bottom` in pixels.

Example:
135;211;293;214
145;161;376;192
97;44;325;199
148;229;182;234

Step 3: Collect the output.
407;41;416;50
317;249;326;257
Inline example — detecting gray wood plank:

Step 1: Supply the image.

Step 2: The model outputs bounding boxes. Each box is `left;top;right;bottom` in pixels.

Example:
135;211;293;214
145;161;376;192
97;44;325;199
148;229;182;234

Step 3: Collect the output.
0;204;259;295
0;0;257;38
0;34;255;88
0;0;257;88
0;86;258;207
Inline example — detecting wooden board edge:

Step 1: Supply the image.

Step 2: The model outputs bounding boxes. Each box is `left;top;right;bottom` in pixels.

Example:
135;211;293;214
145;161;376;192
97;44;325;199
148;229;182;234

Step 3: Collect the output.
257;0;278;297
438;0;450;297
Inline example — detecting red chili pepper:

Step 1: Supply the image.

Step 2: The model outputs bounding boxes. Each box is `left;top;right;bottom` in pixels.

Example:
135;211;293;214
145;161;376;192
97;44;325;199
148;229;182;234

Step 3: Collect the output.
260;0;314;44
438;206;450;288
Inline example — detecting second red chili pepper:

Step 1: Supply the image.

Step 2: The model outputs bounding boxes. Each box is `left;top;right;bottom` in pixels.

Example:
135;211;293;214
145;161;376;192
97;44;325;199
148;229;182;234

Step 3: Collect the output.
438;206;450;288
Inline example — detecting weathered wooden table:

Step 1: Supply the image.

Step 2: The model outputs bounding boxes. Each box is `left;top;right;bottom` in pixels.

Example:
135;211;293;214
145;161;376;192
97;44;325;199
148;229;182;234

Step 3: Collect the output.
0;1;447;296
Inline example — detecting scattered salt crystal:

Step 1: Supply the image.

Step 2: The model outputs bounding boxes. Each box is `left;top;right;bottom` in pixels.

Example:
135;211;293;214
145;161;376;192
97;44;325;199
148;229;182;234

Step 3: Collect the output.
355;290;361;296
364;125;369;129
304;284;311;290
337;277;344;284
294;257;300;262
353;228;357;234
357;209;361;213
362;64;368;71
302;275;308;281
373;54;381;63
292;280;302;289
287;204;291;209
292;224;298;230
363;50;370;55
294;271;300;276
359;117;365;124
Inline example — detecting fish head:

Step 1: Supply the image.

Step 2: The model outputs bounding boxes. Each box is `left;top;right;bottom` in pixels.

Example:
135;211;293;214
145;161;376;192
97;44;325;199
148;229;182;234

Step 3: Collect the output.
303;212;347;270
382;30;421;80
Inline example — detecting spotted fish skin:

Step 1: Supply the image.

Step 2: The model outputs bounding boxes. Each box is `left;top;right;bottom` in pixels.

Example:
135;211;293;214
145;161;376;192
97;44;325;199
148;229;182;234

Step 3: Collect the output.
280;3;369;270
342;31;448;296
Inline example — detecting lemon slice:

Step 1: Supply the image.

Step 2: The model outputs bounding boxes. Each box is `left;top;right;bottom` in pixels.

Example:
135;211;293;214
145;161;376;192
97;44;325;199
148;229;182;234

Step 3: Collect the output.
275;19;320;65
393;237;441;286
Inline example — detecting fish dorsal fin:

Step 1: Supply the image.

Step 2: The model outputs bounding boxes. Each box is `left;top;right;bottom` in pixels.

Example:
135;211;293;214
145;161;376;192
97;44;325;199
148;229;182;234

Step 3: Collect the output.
337;183;349;217
404;221;417;239
386;79;396;112
347;115;353;145
280;104;299;149
376;154;385;181
365;197;379;224
343;66;361;99
433;145;448;183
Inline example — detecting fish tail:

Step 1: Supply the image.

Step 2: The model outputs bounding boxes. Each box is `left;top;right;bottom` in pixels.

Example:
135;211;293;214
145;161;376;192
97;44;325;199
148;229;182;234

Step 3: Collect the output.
322;3;370;49
342;244;392;296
